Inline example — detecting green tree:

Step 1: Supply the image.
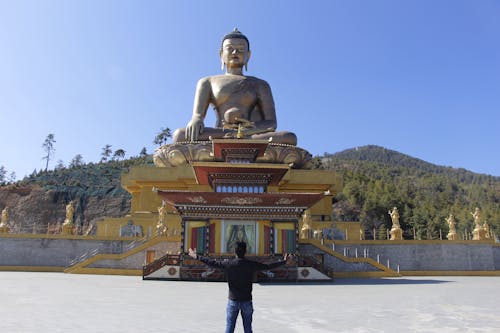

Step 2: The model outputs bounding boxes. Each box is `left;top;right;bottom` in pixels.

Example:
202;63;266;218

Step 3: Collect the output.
55;160;65;170
0;166;6;185
153;127;172;146
42;133;56;171
139;147;148;157
8;171;16;183
100;144;112;163
113;149;126;160
69;154;84;168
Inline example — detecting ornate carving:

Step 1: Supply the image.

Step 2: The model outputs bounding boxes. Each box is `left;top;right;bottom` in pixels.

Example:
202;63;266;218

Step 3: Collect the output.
187;196;207;204
154;142;312;169
221;197;263;205
275;198;295;205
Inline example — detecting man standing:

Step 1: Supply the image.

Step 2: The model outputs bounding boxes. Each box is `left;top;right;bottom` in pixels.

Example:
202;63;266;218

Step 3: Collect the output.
188;241;292;333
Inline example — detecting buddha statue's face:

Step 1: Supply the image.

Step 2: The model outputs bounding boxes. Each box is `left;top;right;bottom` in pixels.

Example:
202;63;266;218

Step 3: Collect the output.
220;38;250;69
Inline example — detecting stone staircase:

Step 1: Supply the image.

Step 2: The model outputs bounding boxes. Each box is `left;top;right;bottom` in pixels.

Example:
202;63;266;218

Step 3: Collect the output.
299;239;401;278
64;236;167;274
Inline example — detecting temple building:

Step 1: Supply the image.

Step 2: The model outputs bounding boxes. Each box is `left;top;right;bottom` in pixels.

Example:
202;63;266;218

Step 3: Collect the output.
96;29;342;281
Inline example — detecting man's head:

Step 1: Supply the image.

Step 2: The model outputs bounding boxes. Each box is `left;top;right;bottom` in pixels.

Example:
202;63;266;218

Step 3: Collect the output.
235;241;247;258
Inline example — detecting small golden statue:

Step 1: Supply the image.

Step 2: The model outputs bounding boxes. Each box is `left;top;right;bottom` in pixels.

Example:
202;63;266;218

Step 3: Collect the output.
483;222;491;239
388;207;403;240
446;214;458;241
471;207;486;240
62;201;75;235
300;209;311;239
0;207;10;233
156;203;168;236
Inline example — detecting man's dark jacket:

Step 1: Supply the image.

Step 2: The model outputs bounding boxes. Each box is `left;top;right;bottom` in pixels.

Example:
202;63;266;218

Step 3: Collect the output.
196;255;286;301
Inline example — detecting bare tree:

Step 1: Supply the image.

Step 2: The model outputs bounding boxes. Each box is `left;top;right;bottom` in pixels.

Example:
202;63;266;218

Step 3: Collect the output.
42;134;56;171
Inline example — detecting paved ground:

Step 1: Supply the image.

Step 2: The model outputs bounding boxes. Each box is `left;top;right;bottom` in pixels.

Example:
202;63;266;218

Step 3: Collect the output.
1;272;499;333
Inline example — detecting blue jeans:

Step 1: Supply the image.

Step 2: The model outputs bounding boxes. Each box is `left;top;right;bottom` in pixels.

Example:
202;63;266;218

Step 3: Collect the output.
225;300;254;333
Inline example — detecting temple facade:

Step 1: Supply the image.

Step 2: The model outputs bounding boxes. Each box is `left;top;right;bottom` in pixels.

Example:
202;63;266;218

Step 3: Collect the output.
96;139;341;281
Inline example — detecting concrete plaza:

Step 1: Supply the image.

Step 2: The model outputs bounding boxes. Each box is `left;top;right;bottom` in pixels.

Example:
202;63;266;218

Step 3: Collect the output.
1;272;499;333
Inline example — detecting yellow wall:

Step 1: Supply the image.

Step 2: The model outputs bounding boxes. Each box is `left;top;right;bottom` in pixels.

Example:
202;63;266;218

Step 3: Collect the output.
97;164;341;252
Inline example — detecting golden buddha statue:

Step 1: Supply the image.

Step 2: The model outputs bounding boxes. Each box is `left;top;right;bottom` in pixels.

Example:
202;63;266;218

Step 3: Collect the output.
0;207;9;233
62;201;75;235
388;207;403;240
446;214;458;241
172;28;297;146
471;207;486;240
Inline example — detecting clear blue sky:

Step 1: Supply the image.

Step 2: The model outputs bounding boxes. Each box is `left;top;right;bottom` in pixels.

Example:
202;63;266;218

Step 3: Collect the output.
1;0;499;179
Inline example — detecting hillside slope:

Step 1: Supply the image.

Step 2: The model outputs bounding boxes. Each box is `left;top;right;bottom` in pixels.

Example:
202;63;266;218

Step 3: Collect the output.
322;145;499;239
0;157;152;234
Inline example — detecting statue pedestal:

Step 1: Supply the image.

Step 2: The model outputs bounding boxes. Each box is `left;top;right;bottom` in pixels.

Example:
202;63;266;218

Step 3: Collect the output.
154;140;313;169
447;231;458;241
472;226;486;240
0;223;9;234
62;220;74;235
390;227;403;240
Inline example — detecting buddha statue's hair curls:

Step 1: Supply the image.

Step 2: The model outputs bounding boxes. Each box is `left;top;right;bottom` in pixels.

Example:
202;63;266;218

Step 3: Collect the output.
221;28;250;51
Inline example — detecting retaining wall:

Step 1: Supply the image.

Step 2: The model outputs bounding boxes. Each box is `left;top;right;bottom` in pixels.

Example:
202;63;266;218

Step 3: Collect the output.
330;241;500;272
0;235;179;269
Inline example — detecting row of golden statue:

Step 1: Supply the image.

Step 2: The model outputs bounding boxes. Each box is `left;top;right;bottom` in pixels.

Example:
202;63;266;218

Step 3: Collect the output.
384;207;491;241
0;202;81;235
0;204;493;241
299;207;492;241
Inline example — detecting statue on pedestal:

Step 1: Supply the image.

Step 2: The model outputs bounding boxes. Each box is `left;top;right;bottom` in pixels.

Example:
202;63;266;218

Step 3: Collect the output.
483;222;491;239
0;207;10;233
388;207;403;240
446;214;458;241
300;210;311;239
62;201;75;235
155;29;311;168
471;207;486;240
156;203;168;236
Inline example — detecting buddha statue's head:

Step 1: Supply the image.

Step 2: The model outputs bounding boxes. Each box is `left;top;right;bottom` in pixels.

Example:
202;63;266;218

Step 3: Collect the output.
220;28;251;71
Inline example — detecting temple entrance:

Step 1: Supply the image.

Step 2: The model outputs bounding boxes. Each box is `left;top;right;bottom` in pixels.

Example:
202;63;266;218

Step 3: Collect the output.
273;222;297;254
221;220;258;254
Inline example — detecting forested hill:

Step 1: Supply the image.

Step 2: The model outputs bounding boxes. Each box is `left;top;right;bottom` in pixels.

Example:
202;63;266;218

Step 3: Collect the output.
0;145;498;239
319;145;499;240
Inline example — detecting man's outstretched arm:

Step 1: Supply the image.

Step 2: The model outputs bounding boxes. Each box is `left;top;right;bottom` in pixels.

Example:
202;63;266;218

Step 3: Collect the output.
255;253;294;270
188;248;229;269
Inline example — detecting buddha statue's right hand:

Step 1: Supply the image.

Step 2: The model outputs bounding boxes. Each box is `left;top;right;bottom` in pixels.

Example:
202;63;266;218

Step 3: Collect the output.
185;117;204;141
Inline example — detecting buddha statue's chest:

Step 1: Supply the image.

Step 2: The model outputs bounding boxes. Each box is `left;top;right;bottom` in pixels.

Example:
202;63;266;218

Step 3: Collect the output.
211;77;258;105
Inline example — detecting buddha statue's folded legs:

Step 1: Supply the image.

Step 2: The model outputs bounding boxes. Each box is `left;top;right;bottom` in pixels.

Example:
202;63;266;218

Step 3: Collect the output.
172;127;297;146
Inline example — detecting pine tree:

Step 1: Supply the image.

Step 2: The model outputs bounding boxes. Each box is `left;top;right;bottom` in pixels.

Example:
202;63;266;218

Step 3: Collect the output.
42;134;56;171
